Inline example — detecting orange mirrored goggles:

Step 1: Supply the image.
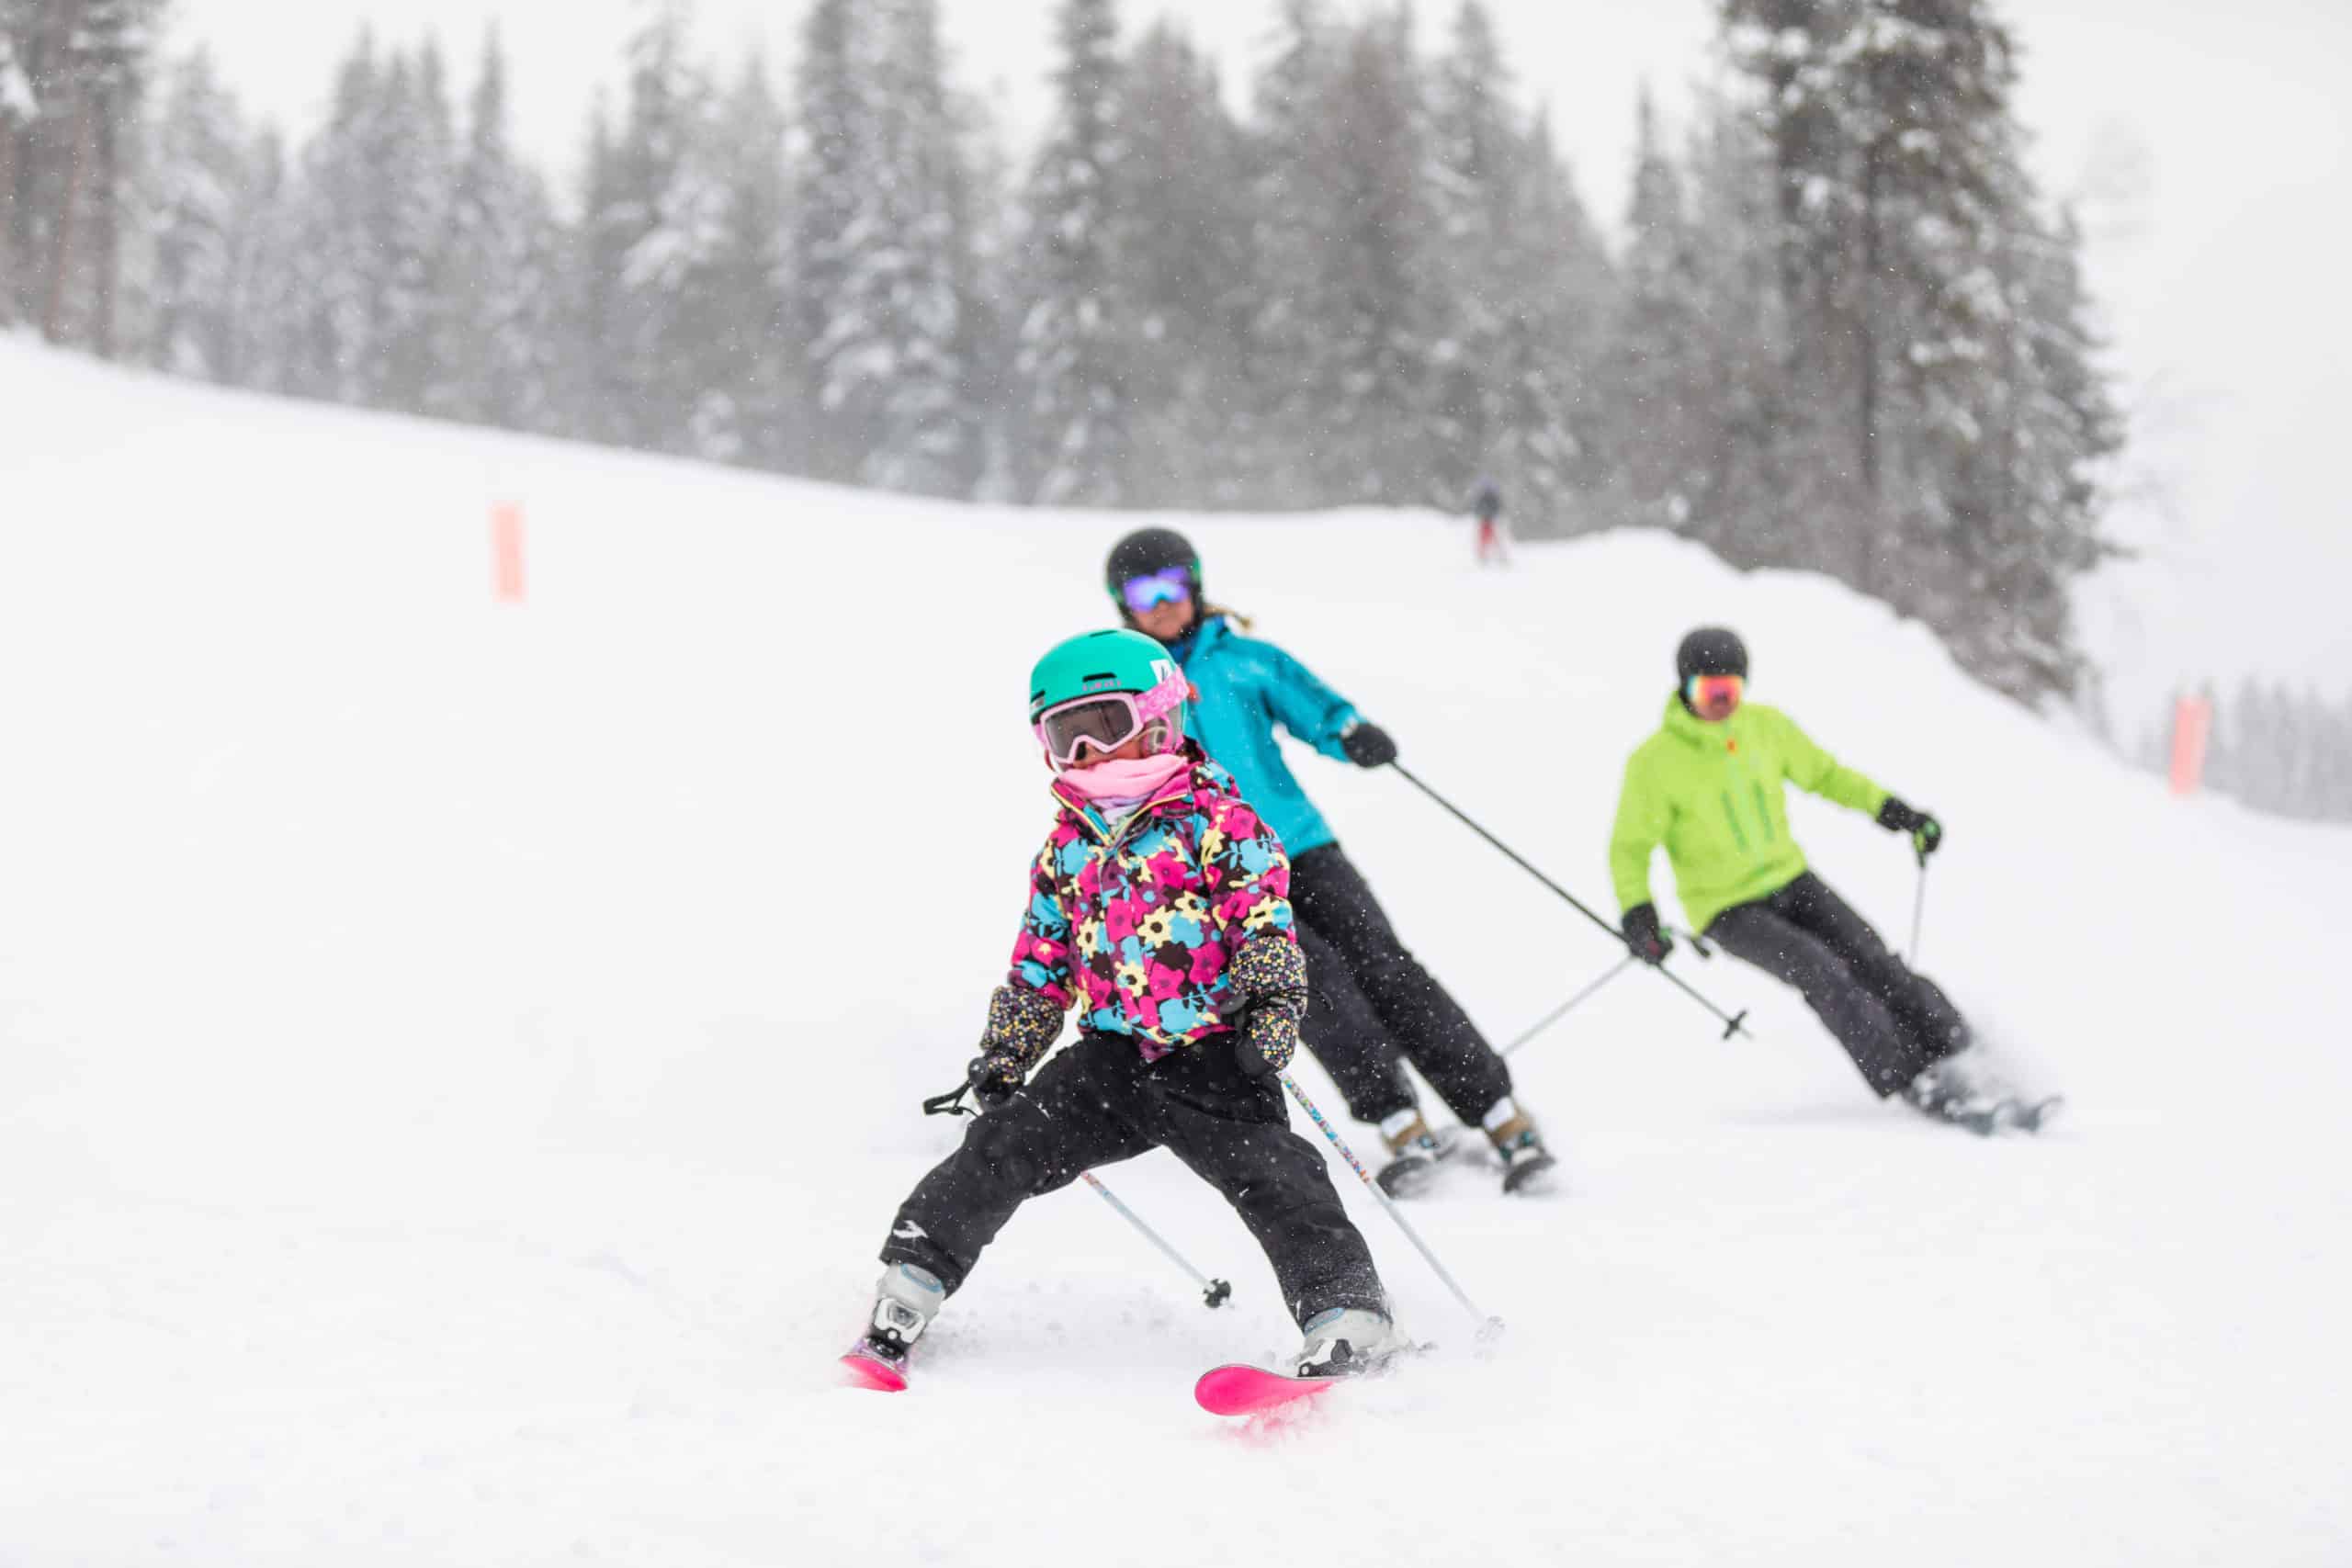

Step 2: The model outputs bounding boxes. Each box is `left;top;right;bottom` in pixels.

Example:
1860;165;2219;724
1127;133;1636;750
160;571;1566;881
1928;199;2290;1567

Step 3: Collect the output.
1684;673;1746;710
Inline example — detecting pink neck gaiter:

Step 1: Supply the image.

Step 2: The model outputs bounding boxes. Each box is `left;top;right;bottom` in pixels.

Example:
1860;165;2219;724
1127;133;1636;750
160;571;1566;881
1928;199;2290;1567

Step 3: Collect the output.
1057;751;1191;804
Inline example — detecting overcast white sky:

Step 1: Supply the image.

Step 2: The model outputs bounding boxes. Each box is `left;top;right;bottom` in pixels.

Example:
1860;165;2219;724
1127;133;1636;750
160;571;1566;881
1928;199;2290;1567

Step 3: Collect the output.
172;0;2352;720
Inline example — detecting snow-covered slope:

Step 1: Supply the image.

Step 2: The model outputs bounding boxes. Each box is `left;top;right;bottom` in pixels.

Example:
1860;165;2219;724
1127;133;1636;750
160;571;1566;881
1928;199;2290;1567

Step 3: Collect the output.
3;341;2346;1565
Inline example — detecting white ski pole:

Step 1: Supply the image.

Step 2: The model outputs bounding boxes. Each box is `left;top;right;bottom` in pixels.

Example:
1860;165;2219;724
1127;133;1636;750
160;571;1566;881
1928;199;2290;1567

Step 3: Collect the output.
1079;1170;1232;1309
1279;1073;1503;1340
1908;849;1929;965
1501;955;1639;1059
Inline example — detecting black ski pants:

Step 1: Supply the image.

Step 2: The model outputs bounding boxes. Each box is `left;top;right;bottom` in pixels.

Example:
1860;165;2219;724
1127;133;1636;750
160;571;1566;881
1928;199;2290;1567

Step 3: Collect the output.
1290;842;1514;1128
878;1032;1384;1328
1704;872;1968;1097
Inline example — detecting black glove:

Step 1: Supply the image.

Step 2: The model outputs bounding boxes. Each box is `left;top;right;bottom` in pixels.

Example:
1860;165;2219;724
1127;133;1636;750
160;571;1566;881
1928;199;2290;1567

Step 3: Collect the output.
964;1050;1025;1111
1340;721;1398;769
1877;797;1944;858
1622;902;1673;966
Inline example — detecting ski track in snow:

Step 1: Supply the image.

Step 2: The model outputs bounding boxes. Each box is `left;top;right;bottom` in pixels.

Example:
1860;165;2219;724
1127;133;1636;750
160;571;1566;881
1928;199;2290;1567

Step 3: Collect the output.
1;342;2347;1565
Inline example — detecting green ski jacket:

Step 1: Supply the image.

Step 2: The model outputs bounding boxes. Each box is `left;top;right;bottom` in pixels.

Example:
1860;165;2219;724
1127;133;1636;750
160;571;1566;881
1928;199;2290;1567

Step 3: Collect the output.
1609;696;1890;931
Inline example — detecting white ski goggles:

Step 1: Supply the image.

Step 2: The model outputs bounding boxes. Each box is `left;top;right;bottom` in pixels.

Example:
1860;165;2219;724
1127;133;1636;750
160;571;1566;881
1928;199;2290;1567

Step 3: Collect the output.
1034;668;1189;768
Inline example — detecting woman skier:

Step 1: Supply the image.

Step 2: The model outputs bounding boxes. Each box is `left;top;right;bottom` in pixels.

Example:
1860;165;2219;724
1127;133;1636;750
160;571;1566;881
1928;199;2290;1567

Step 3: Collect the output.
1102;527;1556;1196
846;627;1404;1388
1609;626;1993;1123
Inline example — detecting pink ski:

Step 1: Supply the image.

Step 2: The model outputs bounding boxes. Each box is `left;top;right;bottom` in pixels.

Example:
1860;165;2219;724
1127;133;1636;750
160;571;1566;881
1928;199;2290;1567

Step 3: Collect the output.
1194;1363;1340;1417
840;1346;909;1393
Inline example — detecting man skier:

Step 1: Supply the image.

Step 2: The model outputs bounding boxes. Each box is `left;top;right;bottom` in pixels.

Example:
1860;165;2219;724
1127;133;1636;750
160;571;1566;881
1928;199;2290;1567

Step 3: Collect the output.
1609;626;1994;1123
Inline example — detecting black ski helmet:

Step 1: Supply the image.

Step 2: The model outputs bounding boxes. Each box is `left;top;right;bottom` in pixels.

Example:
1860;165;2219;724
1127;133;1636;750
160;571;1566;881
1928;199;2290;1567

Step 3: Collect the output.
1676;626;1748;683
1104;526;1202;605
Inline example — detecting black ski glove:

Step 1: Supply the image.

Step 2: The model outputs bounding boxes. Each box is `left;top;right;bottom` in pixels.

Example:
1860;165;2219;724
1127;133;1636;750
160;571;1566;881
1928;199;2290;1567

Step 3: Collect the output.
1340;720;1398;769
1877;797;1944;858
963;1050;1025;1111
1622;902;1673;966
1227;938;1308;1078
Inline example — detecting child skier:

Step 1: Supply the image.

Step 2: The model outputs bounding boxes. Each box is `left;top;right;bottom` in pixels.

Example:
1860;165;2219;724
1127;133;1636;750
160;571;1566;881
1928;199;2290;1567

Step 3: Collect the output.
847;628;1404;1388
1102;527;1556;1197
1609;626;1992;1123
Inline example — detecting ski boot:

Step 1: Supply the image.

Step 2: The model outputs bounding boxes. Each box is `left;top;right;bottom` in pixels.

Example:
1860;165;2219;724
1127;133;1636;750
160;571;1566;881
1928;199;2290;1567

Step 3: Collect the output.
1374;1111;1458;1197
1900;1055;2007;1136
1293;1306;1409;1379
1483;1099;1559;1195
841;1262;944;1392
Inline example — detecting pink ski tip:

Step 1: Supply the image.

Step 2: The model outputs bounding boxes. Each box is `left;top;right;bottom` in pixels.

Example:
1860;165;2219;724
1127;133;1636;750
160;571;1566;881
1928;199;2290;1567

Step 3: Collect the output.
1194;1363;1340;1417
840;1351;909;1393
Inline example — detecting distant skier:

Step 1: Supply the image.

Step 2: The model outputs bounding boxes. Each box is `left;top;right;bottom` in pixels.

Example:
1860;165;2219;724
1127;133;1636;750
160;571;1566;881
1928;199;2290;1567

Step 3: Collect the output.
1609;626;1990;1123
845;628;1404;1389
1104;526;1557;1195
1471;479;1510;568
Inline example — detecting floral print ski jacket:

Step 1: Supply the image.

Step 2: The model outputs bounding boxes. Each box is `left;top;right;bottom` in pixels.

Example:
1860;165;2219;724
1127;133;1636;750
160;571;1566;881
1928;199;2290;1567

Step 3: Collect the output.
1001;750;1299;1061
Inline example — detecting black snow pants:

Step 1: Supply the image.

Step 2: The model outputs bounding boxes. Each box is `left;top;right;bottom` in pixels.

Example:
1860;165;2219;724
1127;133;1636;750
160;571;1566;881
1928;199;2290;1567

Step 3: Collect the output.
1290;842;1513;1128
1704;872;1969;1098
878;1032;1385;1328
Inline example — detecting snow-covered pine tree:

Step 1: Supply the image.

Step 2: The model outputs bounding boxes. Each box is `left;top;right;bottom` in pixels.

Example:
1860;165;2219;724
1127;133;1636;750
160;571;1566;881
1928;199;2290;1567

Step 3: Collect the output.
3;0;160;350
1931;196;2124;696
0;7;31;323
285;32;389;405
589;0;722;455
805;0;984;497
376;40;457;415
142;47;250;380
222;125;300;392
789;0;872;482
1496;111;1612;529
1668;91;1813;568
1115;21;1258;506
1603;86;1708;530
1244;0;1339;505
1013;0;1129;505
440;28;561;433
868;0;985;496
691;55;795;467
1722;0;2120;702
1428;2;1607;528
1299;6;1443;503
1428;0;1517;503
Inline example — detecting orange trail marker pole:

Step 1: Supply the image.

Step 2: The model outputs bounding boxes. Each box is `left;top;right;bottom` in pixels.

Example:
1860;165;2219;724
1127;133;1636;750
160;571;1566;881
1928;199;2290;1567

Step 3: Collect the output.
492;502;526;605
2169;694;2212;796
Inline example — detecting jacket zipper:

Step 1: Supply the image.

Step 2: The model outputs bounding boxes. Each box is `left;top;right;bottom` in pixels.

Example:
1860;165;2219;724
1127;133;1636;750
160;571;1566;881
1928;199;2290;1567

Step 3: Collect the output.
1719;789;1751;852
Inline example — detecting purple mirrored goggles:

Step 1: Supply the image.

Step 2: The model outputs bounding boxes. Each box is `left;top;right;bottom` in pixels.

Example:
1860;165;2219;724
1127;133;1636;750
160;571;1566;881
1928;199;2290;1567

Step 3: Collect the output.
1118;567;1195;615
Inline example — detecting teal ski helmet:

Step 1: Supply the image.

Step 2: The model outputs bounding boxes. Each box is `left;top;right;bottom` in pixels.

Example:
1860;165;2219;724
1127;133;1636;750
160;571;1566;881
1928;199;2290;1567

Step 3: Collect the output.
1028;628;1191;770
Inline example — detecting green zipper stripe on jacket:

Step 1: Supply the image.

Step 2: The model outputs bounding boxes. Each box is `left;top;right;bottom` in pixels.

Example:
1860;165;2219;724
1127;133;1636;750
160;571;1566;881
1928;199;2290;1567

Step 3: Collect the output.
1751;781;1776;844
1718;790;1751;852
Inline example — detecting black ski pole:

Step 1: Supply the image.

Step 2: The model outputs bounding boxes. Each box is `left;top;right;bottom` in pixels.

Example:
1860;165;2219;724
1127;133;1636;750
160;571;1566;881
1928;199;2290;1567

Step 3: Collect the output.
1500;955;1638;1058
1388;762;1751;1042
924;1080;1232;1308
